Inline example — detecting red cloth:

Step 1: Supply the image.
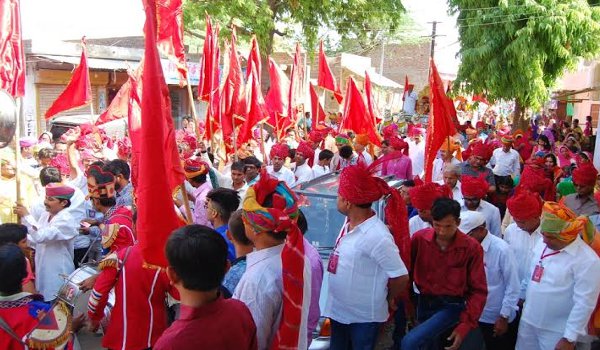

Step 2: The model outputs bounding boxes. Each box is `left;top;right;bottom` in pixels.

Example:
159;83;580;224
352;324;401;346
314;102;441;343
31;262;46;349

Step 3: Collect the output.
49;154;69;176
220;29;245;153
117;137;132;159
45;39;91;119
199;15;221;141
0;0;25;98
245;36;261;82
519;164;554;200
383;124;398;139
411;228;487;338
389;136;409;155
572;163;598;186
269;142;289;159
309;130;324;144
461;175;489;199
237;65;269;145
296;141;315;161
424;59;457;182
470;141;493;162
137;0;186;267
88;245;177;350
154;297;258;350
156;0;187;83
265;56;291;140
103;206;135;253
507;189;543;221
309;83;327;130
409;182;452;211
287;43;305;125
339;77;382;146
402;75;409;101
96;64;143;125
365;71;382;125
317;40;343;103
45;183;75;198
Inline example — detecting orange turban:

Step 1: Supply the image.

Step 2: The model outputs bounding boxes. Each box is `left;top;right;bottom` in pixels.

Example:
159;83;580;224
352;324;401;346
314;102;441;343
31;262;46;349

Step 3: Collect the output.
354;134;370;146
439;139;463;161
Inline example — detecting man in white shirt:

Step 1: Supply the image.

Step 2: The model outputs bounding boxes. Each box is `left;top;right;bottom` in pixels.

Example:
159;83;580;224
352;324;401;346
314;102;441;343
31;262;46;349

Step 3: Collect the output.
437;165;463;205
504;190;544;300
459;211;520;350
516;201;600;350
408;182;452;236
403;84;418;115
325;164;409;350
407;128;425;177
293;141;315;186
312;149;334;179
460;175;502;237
353;134;373;166
266;143;295;188
490;135;520;179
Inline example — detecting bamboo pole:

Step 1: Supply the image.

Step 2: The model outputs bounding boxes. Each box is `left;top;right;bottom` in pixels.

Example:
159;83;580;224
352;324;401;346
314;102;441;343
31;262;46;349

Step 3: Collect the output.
232;113;238;162
180;184;193;224
260;123;268;164
185;76;201;141
14;98;21;205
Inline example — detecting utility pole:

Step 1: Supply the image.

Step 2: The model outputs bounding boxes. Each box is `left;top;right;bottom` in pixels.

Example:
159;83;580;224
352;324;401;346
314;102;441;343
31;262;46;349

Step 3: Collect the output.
429;21;437;59
379;40;385;76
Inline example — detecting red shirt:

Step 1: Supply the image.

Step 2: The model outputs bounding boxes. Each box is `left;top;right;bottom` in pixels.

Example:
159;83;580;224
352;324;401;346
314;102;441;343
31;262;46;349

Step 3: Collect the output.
154;297;258;350
411;228;488;338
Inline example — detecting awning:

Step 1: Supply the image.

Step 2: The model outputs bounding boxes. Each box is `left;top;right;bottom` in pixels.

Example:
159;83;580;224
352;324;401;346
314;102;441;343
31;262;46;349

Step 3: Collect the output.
553;86;600;100
343;64;402;89
35;54;136;70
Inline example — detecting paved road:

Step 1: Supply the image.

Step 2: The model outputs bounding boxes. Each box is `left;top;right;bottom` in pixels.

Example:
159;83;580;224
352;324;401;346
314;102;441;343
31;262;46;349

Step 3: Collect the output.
75;329;104;350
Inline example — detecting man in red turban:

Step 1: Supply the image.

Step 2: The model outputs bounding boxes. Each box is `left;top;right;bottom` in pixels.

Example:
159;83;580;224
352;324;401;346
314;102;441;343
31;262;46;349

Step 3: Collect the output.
561;162;600;216
408;182;452;235
268;143;294;187
326;163;409;349
294;141;315;186
380;137;413;180
460;175;502;237
461;141;496;193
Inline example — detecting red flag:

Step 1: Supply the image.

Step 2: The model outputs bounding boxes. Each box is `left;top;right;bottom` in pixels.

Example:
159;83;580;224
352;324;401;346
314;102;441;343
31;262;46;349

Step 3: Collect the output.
473;94;489;105
364;71;382;125
265;57;291;140
287;43;304;125
0;0;25;98
156;0;187;83
424;58;458;182
317;40;342;103
238;66;268;145
128;60;144;190
137;0;185;267
96;64;143;125
220;30;245;155
339;77;381;147
309;84;326;130
198;14;221;141
402;75;409;101
45;39;91;119
245;36;261;82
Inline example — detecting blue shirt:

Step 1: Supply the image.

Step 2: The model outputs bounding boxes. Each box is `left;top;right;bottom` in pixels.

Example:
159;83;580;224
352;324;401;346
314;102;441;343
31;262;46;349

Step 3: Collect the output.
222;256;247;297
214;224;236;262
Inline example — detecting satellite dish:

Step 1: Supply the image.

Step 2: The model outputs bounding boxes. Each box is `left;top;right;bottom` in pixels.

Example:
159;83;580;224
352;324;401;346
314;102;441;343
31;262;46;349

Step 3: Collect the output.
0;90;17;148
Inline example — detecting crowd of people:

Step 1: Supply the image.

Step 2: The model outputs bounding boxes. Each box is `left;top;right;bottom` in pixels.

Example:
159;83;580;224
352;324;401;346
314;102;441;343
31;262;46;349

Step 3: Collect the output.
0;111;599;350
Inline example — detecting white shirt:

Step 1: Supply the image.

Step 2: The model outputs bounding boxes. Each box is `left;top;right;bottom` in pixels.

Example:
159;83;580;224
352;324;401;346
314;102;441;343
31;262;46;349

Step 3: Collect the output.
479;233;520;324
503;223;543;299
521;237;600;341
491;148;521;177
294;162;314;186
233;244;311;350
409;215;431;236
408;140;425;177
403;91;418;114
22;209;78;301
436;179;463;204
432;157;461;183
266;165;295;188
359;150;373;166
325;215;408;323
461;200;502;237
312;164;330;178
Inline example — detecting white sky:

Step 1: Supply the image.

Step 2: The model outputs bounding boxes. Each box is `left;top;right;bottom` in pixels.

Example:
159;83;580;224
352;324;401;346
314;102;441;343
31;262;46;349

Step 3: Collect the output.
20;0;461;74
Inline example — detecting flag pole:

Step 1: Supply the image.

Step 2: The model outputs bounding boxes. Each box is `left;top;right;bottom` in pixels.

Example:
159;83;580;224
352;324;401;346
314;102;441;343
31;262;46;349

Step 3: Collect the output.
179;184;193;224
14;98;22;205
260;122;268;164
185;75;202;141
232;114;238;161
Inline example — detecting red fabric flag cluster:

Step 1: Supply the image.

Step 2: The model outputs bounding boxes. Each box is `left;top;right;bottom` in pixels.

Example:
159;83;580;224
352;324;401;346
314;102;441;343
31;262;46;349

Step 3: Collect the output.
155;0;187;83
245;36;261;81
317;41;343;103
237;65;268;145
137;0;185;267
96;63;143;125
364;71;382;125
0;0;25;98
339;77;381;147
309;84;326;130
287;43;304;126
265;57;291;140
220;29;245;154
424;58;458;182
198;15;221;141
45;39;92;119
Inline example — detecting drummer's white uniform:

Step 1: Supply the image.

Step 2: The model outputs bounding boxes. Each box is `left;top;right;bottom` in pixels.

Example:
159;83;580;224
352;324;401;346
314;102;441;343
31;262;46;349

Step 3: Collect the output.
22;209;78;301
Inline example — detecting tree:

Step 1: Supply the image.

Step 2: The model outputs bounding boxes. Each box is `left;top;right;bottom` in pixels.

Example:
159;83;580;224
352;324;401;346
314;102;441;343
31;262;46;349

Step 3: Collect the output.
448;0;600;127
183;0;405;61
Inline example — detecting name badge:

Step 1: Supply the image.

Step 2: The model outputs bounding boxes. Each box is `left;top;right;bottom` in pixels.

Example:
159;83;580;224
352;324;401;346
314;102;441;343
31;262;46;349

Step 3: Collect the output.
327;252;339;274
531;264;544;282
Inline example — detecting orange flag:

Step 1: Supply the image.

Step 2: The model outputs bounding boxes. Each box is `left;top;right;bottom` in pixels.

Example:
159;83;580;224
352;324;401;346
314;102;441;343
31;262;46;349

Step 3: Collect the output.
339;77;381;146
156;0;187;83
0;0;25;98
317;40;343;103
265;57;291;140
137;0;185;267
424;58;458;182
45;38;91;119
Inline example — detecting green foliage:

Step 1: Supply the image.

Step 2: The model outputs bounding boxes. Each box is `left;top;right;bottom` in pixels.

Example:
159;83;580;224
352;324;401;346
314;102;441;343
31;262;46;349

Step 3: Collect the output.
448;0;600;110
183;0;406;56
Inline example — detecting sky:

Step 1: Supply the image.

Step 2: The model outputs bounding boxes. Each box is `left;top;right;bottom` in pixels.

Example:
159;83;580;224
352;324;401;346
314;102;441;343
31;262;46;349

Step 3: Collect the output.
20;0;461;74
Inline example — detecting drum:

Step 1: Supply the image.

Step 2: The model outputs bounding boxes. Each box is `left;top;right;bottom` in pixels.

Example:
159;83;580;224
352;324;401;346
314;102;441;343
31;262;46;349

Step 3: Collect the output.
27;301;72;350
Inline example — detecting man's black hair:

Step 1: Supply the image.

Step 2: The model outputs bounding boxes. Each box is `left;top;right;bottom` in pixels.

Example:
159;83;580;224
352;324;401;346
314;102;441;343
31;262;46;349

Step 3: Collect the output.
39;167;61;187
189;174;207;184
91;160;105;168
339;145;354;159
0;243;26;296
228;210;252;246
402;180;416;187
59;199;72;209
166;225;228;291
431;198;461;221
96;197;116;208
103;159;131;181
297;209;308;235
243;156;262;169
318;149;334;161
206;188;240;222
0;223;27;246
38;148;54;159
231;161;245;173
381;140;390;147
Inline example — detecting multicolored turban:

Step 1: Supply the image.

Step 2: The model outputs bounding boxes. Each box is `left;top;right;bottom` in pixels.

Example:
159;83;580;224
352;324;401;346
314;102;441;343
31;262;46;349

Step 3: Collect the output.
500;135;514;144
86;165;116;199
388;136;409;155
49;154;69;177
541;201;597;245
507;189;543;221
354;134;370;146
572;163;598;187
270;142;290;160
335;133;351;145
183;159;209;179
461;175;489;199
241;171;305;348
409;182;453;211
45;183;75;200
296;141;315;161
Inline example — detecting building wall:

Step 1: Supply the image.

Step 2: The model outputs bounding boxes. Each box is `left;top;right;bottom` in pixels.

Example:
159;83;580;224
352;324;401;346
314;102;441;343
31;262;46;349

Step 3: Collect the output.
367;42;431;92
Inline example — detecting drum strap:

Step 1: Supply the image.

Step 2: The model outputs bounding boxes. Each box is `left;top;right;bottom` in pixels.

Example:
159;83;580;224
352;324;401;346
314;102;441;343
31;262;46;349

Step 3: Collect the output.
0;315;26;345
118;247;132;278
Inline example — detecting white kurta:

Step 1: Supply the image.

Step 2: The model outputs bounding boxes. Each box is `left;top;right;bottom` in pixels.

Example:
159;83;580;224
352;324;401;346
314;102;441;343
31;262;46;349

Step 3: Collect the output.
23;209;78;301
408;140;425;177
294;163;314;186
